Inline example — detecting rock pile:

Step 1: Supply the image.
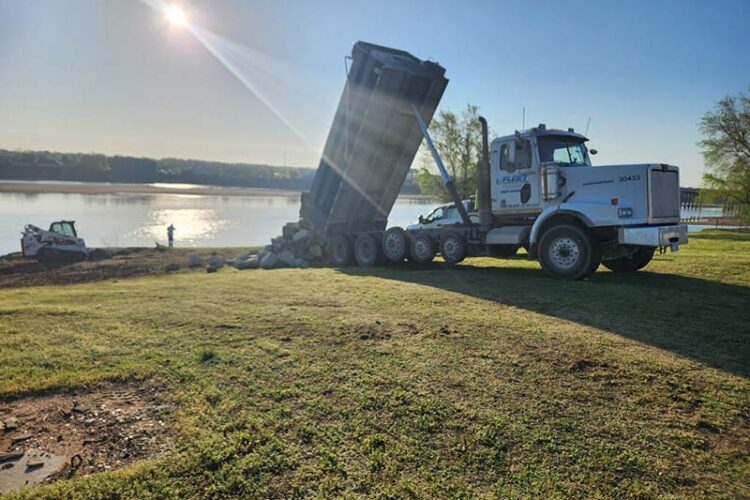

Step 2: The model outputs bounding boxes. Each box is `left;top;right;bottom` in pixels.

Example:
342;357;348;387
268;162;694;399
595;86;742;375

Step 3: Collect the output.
230;220;327;270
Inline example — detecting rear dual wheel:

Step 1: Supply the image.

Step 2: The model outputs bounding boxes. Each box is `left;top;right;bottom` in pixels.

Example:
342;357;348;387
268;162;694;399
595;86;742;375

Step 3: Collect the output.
440;233;466;265
410;233;436;264
329;235;352;267
354;233;383;267
382;227;410;263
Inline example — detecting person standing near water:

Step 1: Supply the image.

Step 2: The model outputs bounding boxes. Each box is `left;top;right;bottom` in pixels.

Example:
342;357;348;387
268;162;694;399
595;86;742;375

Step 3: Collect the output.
167;224;176;248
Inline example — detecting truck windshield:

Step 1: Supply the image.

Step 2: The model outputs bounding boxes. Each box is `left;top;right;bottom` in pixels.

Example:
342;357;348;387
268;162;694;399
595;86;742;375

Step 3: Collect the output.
538;137;589;166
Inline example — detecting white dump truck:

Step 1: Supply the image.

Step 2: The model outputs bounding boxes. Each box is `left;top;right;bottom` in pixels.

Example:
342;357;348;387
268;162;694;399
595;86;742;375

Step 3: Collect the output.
301;42;687;280
382;120;688;279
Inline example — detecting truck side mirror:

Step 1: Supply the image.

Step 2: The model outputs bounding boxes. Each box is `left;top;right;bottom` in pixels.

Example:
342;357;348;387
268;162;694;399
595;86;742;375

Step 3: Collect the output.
418;215;425;224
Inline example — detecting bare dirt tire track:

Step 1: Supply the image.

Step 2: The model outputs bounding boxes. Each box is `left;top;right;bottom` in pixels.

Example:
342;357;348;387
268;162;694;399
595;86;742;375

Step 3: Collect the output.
0;248;244;288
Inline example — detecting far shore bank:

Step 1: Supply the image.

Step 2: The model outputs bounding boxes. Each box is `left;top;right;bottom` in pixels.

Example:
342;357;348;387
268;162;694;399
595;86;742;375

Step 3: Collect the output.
0;180;433;200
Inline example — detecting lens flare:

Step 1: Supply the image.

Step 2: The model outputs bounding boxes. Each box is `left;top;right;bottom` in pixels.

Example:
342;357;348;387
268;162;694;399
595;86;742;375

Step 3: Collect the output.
164;3;188;27
138;0;389;216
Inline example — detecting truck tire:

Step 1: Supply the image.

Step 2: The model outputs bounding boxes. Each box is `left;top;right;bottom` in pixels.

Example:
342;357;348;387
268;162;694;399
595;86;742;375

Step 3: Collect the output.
440;233;466;264
602;246;654;273
329;235;352;267
538;224;601;280
410;233;435;264
382;227;409;262
354;233;381;267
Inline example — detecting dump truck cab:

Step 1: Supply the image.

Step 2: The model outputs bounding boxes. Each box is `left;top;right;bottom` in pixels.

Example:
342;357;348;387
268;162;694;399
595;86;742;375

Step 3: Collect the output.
480;124;687;278
490;126;591;214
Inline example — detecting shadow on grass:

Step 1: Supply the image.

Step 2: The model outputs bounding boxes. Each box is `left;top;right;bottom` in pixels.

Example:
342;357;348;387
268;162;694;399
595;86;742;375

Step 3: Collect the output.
339;261;750;378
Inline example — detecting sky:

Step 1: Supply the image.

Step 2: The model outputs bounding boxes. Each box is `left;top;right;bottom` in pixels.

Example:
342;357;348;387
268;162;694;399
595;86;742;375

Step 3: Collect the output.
0;0;748;187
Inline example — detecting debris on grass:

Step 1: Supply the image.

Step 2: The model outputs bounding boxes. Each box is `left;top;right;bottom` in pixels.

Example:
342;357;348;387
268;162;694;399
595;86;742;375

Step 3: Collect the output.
0;381;175;495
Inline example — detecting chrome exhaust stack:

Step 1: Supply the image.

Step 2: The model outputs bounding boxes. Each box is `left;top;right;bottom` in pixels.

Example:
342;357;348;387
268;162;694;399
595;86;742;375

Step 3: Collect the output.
478;116;492;229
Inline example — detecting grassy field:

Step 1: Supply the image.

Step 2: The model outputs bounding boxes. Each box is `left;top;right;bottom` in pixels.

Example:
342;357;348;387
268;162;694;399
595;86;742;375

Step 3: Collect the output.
1;231;749;498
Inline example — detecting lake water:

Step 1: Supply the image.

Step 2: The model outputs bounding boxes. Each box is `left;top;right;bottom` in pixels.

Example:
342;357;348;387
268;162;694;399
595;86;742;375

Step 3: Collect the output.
0;182;730;257
0;187;434;256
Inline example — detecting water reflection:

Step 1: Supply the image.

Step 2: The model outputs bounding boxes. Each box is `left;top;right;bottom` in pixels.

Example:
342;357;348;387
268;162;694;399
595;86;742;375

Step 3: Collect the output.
135;208;229;243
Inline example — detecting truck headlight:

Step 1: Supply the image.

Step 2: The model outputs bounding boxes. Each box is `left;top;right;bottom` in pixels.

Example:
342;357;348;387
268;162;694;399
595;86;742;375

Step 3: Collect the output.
618;207;633;218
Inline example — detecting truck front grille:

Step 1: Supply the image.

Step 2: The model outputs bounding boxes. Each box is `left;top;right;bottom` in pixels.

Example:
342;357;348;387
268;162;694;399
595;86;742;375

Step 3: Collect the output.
650;168;680;219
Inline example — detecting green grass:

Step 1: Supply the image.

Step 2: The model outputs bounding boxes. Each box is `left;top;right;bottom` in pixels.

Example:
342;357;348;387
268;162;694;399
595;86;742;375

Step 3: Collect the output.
1;230;749;498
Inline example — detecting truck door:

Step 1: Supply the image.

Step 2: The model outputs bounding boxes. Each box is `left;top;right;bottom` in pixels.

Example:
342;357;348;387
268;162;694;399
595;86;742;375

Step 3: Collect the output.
491;139;542;214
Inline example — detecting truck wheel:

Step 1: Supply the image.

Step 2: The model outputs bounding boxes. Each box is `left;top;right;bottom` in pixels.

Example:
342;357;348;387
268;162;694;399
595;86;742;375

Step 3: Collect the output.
329;235;352;267
440;233;466;264
354;233;381;267
382;227;409;262
602;246;655;273
538;224;601;280
410;233;435;264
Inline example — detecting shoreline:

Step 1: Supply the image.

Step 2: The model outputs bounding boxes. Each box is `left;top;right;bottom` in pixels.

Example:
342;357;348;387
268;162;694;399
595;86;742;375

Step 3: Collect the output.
0;180;434;200
0;181;302;198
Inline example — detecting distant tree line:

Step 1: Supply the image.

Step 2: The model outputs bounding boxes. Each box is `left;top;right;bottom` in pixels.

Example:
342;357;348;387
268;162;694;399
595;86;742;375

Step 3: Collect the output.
0;149;423;194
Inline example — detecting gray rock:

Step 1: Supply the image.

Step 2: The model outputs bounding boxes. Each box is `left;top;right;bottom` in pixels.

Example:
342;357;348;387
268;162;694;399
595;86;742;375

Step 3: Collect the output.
234;252;252;262
277;250;297;267
291;228;309;243
186;253;203;268
11;433;32;444
307;244;323;259
208;255;224;269
282;222;300;239
0;449;66;494
234;255;259;270
3;417;18;432
72;404;89;414
0;451;23;463
259;253;278;269
165;263;180;272
206;266;218;273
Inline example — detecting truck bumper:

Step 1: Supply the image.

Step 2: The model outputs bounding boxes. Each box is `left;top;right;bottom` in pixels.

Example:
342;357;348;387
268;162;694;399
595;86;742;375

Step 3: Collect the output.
618;224;688;249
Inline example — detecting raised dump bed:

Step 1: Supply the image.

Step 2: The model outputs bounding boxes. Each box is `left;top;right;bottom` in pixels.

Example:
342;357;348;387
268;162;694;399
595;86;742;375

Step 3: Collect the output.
301;41;448;238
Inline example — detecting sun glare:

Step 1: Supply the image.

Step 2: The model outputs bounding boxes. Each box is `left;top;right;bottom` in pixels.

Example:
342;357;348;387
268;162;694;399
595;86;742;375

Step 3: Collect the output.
164;3;188;27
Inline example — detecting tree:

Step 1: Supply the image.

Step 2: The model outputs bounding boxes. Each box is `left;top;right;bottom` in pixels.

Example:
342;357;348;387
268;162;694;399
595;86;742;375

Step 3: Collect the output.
699;88;750;222
78;153;109;171
416;104;483;202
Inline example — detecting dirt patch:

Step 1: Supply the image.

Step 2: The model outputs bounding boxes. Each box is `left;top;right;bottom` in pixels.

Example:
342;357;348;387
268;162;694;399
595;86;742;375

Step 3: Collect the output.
0;381;175;494
568;358;610;372
0;248;250;288
344;320;422;341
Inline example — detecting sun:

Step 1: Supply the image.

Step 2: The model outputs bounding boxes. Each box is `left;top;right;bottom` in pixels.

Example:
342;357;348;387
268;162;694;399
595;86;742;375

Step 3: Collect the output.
164;3;188;27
